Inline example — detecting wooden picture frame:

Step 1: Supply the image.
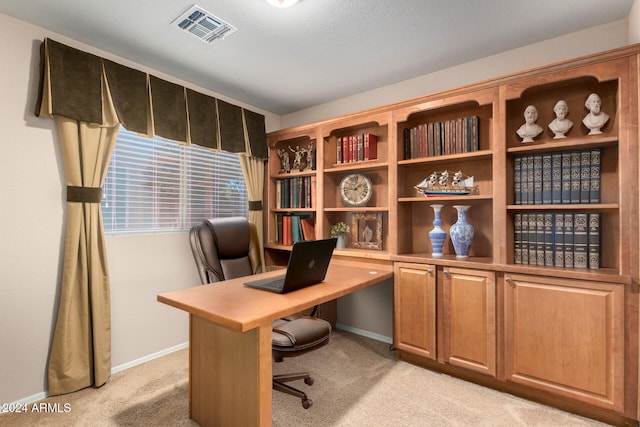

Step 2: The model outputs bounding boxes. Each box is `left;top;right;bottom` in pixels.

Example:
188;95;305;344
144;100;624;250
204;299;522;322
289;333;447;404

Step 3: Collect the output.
350;212;383;250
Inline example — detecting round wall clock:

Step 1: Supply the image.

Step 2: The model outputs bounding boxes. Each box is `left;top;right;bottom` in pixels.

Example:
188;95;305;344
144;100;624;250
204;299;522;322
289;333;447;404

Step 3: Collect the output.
339;173;373;207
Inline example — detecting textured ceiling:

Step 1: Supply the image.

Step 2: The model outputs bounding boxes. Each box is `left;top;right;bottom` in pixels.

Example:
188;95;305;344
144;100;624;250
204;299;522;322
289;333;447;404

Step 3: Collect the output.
0;0;634;114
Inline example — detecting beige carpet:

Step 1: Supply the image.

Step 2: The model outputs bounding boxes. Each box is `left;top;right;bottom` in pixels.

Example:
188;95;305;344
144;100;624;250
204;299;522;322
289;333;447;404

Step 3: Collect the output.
0;330;609;426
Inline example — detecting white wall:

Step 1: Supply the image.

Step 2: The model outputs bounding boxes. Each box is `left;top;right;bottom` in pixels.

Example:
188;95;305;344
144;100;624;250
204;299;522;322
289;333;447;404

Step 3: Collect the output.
631;0;640;43
281;19;630;129
1;8;637;405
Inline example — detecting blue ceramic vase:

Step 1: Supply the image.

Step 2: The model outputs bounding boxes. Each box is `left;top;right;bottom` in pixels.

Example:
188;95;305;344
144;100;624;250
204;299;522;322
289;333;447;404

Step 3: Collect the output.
449;205;474;259
428;204;446;258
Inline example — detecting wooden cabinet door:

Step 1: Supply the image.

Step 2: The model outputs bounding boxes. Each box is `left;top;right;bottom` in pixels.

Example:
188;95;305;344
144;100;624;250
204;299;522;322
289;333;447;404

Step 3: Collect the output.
504;274;624;411
393;263;436;360
443;267;496;377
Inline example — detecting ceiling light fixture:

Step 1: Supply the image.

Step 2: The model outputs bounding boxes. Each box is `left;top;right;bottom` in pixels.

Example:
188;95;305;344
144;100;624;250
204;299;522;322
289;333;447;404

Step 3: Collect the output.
265;0;299;7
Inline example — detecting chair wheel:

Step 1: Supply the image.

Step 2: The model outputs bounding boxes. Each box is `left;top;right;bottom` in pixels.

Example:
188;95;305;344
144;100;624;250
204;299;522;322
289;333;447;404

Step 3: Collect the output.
302;398;312;409
304;377;314;386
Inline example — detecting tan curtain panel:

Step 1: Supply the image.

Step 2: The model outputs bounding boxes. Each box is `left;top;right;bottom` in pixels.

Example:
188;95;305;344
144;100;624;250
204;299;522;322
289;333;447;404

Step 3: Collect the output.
47;117;118;396
239;153;266;273
36;38;267;157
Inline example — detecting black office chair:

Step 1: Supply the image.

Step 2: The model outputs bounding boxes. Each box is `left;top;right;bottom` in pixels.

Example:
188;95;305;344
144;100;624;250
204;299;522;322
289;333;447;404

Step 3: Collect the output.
189;216;331;408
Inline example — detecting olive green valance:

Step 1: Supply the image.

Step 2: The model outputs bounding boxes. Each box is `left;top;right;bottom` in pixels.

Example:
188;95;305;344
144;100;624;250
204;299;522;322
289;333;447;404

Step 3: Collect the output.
35;38;267;159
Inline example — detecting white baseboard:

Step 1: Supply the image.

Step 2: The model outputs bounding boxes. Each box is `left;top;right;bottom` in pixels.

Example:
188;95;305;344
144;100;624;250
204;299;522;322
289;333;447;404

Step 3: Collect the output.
335;323;392;344
111;341;189;375
1;391;48;412
2;342;189;412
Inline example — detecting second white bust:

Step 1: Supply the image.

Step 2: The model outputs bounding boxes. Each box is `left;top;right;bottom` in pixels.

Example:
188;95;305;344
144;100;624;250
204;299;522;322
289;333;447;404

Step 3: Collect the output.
548;100;573;139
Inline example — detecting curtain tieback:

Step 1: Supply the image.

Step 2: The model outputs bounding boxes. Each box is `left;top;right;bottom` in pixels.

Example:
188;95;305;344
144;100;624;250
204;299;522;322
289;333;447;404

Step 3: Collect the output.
248;200;263;211
67;186;102;203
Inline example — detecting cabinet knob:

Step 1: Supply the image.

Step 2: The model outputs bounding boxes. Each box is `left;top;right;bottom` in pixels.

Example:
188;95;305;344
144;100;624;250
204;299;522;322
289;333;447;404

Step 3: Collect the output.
505;276;512;282
443;269;449;276
427;268;433;274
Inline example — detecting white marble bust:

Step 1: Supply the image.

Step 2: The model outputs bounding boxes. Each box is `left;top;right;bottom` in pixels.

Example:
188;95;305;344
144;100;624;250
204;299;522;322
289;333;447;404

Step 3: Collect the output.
582;93;609;135
548;100;573;139
517;105;543;143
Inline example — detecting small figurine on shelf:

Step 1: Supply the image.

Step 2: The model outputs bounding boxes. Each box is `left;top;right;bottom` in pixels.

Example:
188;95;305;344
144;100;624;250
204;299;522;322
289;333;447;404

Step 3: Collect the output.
330;221;350;249
516;105;544;143
548;99;573;139
582;93;609;135
289;145;304;171
276;148;290;173
302;142;314;170
414;170;477;196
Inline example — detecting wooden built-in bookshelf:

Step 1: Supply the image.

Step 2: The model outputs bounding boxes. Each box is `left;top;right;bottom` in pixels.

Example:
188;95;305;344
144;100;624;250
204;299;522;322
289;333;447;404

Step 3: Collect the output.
264;45;640;425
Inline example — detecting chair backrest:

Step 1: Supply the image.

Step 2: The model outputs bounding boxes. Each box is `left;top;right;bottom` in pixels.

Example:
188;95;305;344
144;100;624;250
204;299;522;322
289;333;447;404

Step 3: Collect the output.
189;217;260;284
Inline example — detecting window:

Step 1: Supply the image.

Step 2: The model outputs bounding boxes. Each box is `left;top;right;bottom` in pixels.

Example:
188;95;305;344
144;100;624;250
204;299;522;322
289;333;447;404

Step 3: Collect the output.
102;126;247;234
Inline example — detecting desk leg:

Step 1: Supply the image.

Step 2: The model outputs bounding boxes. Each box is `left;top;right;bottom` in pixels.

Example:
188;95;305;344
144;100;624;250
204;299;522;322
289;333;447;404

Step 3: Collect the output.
190;315;273;427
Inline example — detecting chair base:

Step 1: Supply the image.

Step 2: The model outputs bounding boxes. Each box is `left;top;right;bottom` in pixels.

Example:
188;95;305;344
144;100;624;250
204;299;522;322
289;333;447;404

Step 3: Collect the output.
273;372;314;409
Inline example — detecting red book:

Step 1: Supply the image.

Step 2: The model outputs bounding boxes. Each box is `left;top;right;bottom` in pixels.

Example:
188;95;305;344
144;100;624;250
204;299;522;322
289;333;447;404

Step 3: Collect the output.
350;135;356;163
301;217;316;240
342;137;349;163
282;215;292;246
364;133;377;160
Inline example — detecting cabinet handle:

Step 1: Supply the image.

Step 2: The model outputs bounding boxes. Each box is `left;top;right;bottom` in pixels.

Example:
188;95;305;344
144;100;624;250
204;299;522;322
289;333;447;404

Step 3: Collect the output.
427;268;433;274
443;269;449;276
505;276;512;282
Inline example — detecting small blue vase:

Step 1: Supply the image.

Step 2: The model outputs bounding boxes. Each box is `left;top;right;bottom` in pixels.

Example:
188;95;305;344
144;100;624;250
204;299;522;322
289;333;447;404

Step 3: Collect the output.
428;204;446;258
449;205;474;259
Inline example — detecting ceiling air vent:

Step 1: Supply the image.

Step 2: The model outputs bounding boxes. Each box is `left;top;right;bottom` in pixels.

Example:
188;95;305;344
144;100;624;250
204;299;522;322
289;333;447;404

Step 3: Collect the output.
173;5;237;43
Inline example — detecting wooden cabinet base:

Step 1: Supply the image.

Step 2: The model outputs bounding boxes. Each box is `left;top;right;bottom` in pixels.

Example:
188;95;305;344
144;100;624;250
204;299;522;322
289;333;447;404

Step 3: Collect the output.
397;350;636;427
504;274;625;412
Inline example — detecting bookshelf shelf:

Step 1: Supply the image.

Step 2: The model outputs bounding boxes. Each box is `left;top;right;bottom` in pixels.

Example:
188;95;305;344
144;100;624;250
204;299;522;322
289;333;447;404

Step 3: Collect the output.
399;194;493;203
506;136;618;155
324;161;389;173
507;203;618;210
324;206;388;212
271;170;317;179
272;208;316;213
397;149;492;165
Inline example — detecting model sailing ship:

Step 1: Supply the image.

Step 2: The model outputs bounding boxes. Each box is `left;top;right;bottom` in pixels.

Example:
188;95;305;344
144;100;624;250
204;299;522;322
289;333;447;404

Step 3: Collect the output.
414;170;478;196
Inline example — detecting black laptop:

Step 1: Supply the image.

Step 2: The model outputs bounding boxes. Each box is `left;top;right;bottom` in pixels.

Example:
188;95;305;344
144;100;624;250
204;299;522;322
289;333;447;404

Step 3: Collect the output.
244;238;337;293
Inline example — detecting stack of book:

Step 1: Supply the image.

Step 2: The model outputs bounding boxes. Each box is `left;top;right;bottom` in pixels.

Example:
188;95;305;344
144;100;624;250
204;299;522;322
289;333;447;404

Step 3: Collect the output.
514;212;601;269
275;176;316;209
336;133;377;164
513;148;601;205
274;214;316;245
402;115;479;160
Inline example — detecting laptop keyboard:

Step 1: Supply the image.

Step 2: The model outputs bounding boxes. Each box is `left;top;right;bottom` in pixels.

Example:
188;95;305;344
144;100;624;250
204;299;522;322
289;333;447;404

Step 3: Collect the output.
245;274;286;291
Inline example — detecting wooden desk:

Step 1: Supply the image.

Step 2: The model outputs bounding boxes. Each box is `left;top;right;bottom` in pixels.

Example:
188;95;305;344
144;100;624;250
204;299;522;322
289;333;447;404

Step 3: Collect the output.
157;261;392;427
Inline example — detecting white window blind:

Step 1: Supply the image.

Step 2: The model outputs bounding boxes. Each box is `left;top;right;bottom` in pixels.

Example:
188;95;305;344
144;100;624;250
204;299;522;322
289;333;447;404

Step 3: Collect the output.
102;126;247;234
